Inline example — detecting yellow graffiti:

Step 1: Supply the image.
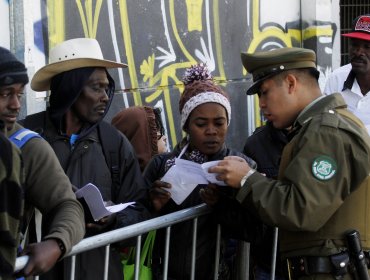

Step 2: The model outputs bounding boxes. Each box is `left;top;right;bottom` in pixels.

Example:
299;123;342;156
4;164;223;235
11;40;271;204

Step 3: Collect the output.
118;0;142;106
213;0;226;79
186;0;204;32
76;0;103;38
170;0;195;62
44;0;335;147
46;1;65;48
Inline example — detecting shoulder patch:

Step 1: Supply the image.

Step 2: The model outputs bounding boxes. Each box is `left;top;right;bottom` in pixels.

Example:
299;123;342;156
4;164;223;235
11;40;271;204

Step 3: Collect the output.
312;155;337;180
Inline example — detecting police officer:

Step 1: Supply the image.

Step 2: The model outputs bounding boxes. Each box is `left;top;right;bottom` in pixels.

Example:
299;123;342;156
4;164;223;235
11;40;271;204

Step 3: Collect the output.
206;47;370;279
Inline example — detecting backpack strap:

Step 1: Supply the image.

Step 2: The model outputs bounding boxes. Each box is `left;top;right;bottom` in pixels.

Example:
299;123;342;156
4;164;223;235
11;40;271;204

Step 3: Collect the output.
97;121;121;201
9;128;41;149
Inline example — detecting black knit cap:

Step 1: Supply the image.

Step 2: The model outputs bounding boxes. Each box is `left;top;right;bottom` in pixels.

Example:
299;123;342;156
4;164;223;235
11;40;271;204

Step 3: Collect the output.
0;46;29;87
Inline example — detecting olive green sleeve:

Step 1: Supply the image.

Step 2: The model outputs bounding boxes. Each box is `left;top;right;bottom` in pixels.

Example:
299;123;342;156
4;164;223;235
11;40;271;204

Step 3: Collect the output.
22;137;85;255
237;124;370;232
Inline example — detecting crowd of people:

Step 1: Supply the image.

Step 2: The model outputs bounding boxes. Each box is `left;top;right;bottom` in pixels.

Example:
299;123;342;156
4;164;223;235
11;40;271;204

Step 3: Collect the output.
1;13;370;280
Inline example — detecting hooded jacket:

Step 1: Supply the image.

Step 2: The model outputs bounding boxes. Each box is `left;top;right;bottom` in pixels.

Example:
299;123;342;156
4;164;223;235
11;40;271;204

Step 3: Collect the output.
112;106;159;172
23;67;150;280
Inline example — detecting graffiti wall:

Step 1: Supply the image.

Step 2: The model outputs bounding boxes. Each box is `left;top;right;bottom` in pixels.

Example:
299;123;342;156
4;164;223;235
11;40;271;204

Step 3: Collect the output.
28;0;336;151
0;0;10;48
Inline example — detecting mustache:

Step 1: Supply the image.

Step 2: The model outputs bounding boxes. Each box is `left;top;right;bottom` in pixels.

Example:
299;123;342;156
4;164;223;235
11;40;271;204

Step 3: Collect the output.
351;56;366;63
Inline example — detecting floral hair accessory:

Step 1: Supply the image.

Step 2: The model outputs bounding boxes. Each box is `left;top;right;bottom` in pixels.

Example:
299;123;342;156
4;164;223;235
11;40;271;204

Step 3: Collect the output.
182;63;213;85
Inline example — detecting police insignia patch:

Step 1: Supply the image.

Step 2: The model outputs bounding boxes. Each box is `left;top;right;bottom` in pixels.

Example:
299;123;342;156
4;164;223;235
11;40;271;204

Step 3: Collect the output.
312;156;337;180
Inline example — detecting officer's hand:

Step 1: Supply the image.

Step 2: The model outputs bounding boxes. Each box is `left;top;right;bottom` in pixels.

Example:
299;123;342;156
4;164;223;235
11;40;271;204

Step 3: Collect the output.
86;213;117;233
208;156;252;188
149;180;171;212
200;184;220;206
17;239;62;277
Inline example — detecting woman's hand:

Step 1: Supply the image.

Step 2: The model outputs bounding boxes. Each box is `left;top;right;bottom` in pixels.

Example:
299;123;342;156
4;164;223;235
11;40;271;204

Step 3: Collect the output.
149;180;171;212
199;184;220;206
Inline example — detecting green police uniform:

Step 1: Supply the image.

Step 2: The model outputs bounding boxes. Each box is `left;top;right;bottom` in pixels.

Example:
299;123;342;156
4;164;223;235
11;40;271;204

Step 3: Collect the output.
238;47;370;279
237;93;370;252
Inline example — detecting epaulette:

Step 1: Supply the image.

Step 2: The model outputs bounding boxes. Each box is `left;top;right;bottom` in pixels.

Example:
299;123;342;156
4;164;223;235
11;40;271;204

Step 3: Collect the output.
320;110;339;128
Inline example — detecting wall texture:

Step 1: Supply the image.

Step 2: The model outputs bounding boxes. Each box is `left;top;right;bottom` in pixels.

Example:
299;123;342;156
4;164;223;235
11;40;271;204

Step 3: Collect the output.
4;0;338;151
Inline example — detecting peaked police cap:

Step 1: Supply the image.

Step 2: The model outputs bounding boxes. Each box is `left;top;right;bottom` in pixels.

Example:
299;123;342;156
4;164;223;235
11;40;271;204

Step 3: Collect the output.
241;47;317;95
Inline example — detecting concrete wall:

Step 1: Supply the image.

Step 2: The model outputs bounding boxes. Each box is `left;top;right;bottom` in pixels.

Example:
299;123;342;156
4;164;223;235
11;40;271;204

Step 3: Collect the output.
0;0;10;49
6;0;340;151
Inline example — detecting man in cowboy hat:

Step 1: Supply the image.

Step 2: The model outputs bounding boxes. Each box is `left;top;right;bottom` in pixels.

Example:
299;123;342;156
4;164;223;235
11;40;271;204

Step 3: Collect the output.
204;47;370;279
23;38;151;280
324;14;370;134
0;46;85;277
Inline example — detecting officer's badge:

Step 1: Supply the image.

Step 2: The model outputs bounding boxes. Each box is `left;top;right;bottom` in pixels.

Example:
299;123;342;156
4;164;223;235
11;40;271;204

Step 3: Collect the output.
312;156;337;180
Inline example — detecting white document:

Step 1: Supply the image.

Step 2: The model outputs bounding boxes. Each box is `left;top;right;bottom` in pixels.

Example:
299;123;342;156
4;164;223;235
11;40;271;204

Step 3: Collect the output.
75;183;135;221
161;159;226;205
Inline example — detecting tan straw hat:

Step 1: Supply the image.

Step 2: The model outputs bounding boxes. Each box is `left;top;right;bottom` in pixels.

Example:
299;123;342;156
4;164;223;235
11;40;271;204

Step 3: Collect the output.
31;38;127;91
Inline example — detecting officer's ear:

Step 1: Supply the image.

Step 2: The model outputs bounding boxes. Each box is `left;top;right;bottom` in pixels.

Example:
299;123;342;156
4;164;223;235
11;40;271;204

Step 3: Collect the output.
285;73;298;94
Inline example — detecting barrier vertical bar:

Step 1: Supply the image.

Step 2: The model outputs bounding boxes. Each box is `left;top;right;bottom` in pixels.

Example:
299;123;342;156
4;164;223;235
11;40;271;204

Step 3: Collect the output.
236;241;250;280
190;218;198;280
103;244;110;280
70;255;76;280
214;224;221;279
270;227;279;280
163;226;171;280
134;235;142;280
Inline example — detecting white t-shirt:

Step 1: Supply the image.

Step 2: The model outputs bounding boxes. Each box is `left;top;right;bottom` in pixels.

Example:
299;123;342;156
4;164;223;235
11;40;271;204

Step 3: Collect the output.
324;63;370;134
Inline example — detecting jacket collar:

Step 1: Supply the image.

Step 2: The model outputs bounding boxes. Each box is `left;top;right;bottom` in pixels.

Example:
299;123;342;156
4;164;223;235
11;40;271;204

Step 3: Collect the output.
288;93;347;139
342;70;356;91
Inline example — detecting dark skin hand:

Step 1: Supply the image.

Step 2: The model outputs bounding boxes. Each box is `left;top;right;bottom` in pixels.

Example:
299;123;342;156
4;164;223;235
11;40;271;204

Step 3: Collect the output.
86;213;117;234
199;184;220;206
149;180;172;212
72;184;116;234
16;239;62;277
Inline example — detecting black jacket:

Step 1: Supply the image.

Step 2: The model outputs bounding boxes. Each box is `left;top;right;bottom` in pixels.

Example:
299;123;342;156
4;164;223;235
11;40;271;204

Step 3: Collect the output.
24;111;151;280
242;122;288;274
143;144;255;280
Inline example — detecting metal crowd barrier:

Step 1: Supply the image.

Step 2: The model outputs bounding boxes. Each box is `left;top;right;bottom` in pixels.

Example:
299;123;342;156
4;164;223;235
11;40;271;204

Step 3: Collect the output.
15;203;252;280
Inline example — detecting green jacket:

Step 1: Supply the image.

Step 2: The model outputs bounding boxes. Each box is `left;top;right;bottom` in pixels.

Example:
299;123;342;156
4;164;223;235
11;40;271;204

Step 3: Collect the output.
7;123;85;255
237;93;370;257
0;127;23;278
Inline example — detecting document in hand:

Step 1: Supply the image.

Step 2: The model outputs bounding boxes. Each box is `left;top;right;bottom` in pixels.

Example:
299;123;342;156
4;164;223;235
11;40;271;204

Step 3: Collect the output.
75;183;135;222
161;159;226;205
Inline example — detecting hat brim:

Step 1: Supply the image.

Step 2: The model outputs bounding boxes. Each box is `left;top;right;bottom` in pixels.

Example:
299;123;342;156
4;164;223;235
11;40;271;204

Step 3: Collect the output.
31;58;127;91
246;67;319;95
246;72;277;95
342;32;370;41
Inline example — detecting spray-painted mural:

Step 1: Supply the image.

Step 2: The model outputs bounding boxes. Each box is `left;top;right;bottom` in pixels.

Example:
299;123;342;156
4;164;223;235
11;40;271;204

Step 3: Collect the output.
0;0;10;48
30;0;336;151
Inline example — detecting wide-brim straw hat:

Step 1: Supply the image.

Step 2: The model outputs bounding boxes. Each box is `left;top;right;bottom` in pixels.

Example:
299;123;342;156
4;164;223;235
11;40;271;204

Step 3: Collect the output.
31;38;127;91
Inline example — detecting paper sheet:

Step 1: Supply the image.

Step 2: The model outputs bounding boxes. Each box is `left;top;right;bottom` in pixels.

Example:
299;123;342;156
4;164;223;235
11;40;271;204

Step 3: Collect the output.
160;159;226;205
75;183;135;221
